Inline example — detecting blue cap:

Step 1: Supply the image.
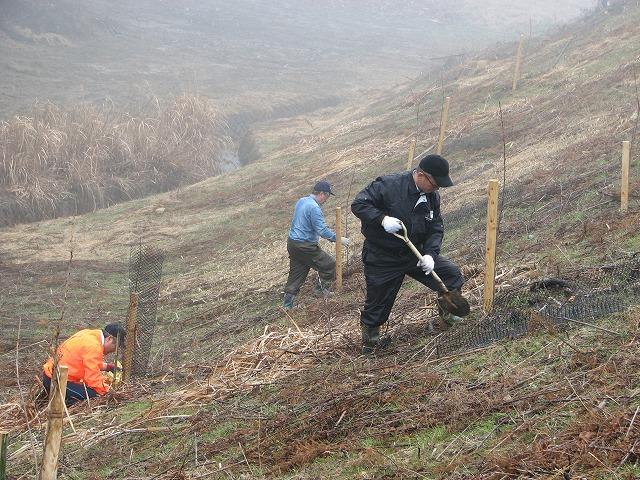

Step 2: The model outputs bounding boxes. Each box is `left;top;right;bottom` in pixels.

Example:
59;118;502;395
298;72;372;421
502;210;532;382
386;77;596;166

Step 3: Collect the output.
314;180;335;195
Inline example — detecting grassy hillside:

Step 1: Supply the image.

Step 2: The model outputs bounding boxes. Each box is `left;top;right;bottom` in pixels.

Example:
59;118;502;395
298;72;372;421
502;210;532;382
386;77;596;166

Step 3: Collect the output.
2;1;640;479
0;0;593;117
0;0;594;228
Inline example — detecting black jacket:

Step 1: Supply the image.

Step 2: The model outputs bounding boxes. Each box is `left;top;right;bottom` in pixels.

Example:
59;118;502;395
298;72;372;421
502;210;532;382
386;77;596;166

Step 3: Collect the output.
351;171;444;266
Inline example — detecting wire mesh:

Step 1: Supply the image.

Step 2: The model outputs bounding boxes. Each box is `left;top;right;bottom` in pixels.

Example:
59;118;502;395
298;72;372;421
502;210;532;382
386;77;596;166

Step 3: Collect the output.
128;243;165;377
434;257;640;358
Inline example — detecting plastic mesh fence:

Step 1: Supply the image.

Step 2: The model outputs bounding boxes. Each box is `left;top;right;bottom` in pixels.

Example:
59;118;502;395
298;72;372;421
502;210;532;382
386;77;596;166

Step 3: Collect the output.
128;243;164;376
433;257;640;358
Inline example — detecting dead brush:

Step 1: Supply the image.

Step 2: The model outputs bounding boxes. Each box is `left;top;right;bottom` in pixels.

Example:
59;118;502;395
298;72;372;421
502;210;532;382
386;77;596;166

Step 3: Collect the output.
0;95;232;226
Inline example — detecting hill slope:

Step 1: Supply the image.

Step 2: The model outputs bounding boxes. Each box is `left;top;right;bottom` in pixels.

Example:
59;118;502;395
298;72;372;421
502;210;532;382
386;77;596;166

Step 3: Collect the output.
0;0;592;116
1;1;640;479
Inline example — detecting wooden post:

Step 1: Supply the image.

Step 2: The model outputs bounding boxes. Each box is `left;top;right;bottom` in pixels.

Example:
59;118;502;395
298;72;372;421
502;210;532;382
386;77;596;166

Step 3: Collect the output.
335;207;343;292
39;365;68;480
483;180;500;313
0;431;7;480
122;293;138;383
436;96;451;155
406;137;417;170
512;34;525;91
621;140;631;212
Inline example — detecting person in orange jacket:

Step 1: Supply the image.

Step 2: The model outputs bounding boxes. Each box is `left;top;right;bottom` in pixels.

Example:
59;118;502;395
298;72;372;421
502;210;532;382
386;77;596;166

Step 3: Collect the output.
42;323;126;406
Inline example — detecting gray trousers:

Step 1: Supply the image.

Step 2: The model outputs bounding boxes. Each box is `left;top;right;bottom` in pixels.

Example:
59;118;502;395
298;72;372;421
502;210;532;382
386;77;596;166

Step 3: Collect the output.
284;238;336;296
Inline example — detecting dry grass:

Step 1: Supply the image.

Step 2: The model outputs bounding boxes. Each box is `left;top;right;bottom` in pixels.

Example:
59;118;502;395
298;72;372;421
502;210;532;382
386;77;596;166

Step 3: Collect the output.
0;95;232;226
5;302;637;479
2;3;640;479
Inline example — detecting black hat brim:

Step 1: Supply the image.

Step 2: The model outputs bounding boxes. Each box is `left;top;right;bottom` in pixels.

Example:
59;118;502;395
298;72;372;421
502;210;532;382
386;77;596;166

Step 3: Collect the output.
433;175;453;187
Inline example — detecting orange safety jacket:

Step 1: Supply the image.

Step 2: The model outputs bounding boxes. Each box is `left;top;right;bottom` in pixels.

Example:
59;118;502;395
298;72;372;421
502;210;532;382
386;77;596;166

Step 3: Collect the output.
43;329;110;396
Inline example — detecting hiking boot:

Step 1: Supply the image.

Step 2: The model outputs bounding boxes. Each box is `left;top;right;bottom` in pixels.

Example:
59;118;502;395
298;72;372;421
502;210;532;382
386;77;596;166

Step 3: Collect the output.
361;324;390;354
283;293;296;310
313;279;334;298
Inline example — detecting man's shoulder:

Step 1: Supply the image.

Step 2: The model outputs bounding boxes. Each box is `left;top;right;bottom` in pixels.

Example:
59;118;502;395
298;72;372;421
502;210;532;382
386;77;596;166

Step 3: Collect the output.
372;171;411;189
294;195;311;209
299;195;320;209
297;195;315;203
375;171;410;183
64;329;101;350
75;329;102;344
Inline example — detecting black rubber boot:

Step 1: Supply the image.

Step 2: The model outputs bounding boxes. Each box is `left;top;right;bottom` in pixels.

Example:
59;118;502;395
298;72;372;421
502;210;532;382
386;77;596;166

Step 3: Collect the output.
361;324;390;354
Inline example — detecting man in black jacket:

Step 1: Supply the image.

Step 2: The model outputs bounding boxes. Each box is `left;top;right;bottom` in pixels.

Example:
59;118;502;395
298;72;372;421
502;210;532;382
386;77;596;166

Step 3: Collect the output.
351;154;467;353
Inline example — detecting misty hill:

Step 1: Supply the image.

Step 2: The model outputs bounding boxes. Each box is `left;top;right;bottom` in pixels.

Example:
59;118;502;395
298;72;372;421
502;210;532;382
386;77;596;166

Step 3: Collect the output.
0;0;596;227
3;0;640;479
1;0;592;116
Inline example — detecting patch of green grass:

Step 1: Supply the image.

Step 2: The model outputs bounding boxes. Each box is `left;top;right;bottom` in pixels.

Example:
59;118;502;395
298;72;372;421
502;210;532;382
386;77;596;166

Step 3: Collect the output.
412;425;451;449
95;272;129;292
616;464;640;479
117;399;153;423
449;351;492;378
467;413;506;438
199;421;239;442
360;436;384;448
293;452;368;479
624;232;640;252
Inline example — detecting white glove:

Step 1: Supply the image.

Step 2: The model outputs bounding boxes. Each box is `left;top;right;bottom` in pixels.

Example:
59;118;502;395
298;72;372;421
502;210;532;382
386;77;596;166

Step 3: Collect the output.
340;237;350;247
382;216;403;233
417;254;434;274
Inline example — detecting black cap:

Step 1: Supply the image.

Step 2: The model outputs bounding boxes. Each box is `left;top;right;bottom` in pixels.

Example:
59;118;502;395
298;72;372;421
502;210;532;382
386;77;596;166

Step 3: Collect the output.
418;154;453;187
313;180;335;196
103;322;126;347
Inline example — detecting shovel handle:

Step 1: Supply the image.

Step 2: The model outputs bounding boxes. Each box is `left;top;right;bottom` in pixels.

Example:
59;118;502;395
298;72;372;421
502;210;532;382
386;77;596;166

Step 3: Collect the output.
391;222;450;294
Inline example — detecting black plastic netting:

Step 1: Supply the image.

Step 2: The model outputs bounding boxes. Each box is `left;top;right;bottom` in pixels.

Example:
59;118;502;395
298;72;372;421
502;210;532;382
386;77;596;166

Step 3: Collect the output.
128;243;164;376
433;257;640;358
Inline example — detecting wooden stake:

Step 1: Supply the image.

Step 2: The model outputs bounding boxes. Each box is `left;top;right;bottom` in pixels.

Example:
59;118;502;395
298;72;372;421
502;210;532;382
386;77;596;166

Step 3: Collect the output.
39;365;68;480
484;180;500;313
122;293;138;383
406;137;417;170
0;431;7;480
621;140;631;212
335;207;343;292
512;34;525;91
436;96;451;155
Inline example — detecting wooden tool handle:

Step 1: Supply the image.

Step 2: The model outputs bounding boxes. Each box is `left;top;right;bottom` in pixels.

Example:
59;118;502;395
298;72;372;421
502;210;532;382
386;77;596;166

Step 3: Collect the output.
391;222;449;293
429;270;449;293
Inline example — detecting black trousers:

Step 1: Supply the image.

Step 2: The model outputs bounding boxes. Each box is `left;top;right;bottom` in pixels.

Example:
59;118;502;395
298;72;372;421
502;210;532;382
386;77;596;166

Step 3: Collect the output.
43;374;99;407
361;254;464;328
284;238;336;296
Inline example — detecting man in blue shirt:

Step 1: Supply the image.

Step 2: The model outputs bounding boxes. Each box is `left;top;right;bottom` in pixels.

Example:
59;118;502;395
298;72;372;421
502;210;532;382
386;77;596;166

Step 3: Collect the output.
283;180;349;309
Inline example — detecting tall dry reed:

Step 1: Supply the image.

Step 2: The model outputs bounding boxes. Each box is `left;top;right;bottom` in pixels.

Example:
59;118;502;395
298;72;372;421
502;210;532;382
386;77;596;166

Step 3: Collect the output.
0;95;232;225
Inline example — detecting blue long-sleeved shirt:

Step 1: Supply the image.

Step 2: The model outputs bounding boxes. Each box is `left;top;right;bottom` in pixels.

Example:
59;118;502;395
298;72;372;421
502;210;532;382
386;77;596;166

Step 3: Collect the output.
288;195;336;243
